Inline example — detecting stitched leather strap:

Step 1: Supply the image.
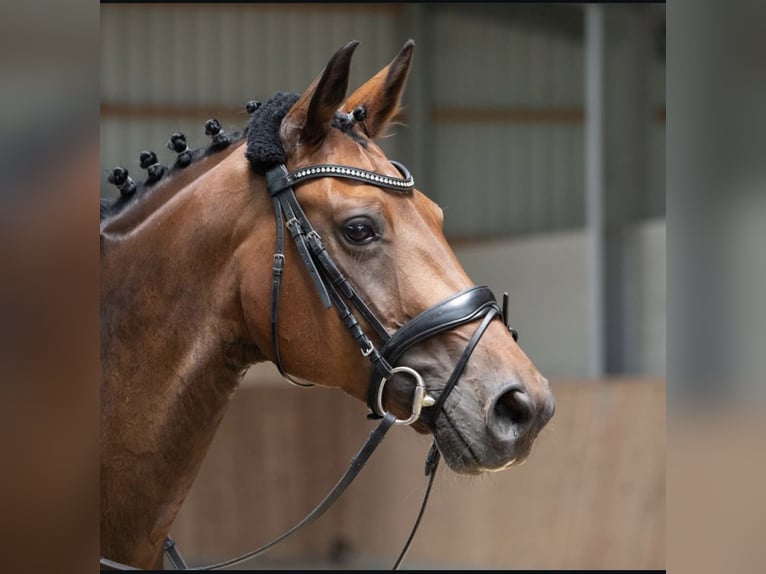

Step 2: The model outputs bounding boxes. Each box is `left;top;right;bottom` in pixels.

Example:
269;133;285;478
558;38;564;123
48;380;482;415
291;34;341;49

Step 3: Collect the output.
267;165;332;308
266;164;393;377
428;307;500;422
266;160;414;195
164;536;188;570
100;414;400;571
393;442;441;570
380;286;498;364
268;179;316;387
197;413;398;570
367;286;500;416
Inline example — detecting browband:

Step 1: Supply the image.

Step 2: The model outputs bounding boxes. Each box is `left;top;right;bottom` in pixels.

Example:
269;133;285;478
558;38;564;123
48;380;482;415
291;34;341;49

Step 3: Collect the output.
266;160;414;195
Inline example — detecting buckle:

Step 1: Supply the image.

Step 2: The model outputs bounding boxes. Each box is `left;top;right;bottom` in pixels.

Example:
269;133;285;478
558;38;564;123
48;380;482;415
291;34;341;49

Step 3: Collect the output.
360;340;375;357
285;217;301;231
376;366;436;426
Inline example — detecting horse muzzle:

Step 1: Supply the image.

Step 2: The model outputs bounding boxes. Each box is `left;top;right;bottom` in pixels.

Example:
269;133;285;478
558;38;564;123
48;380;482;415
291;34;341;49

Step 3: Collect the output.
428;373;555;474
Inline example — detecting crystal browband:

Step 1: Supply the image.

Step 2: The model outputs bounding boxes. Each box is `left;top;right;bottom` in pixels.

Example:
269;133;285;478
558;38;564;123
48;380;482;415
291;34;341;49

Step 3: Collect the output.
267;160;415;195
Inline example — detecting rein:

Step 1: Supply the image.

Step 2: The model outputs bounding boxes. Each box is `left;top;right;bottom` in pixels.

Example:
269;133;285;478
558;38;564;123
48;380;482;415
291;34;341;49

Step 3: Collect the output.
100;159;517;571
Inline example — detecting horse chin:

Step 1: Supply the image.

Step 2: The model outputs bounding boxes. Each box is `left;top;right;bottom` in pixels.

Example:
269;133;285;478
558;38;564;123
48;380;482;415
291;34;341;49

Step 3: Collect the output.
430;411;536;475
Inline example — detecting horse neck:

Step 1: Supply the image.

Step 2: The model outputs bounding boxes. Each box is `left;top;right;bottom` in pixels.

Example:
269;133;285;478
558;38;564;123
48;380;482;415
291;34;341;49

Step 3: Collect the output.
100;144;269;567
101;142;246;237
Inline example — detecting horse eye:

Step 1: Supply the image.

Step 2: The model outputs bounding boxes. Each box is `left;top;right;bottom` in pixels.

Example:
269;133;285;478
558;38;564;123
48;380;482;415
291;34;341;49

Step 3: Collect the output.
343;220;377;245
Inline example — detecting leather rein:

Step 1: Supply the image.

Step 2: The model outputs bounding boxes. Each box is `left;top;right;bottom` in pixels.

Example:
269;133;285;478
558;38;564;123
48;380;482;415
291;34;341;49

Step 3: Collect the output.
100;159;517;571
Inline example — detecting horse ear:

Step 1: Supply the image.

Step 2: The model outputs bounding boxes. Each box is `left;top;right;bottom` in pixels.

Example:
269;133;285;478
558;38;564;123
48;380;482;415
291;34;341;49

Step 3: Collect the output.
281;40;359;153
342;39;415;140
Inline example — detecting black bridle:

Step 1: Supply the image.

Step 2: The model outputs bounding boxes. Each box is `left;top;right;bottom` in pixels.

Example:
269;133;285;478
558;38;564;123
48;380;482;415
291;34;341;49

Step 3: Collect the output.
264;160;517;418
100;159;518;571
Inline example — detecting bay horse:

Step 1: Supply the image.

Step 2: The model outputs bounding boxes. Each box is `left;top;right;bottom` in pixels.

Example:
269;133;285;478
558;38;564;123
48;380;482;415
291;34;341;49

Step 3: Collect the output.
100;40;555;570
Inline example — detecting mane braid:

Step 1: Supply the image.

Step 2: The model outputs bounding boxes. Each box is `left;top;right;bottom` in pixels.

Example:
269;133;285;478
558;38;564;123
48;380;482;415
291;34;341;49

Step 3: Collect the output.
103;90;380;222
100;128;248;221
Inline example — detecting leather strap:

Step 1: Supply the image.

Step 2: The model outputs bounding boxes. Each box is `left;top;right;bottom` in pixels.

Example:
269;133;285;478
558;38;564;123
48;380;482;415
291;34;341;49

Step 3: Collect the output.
266;160;414;195
307;229;391;343
164;536;188;570
502;291;519;342
100;413;400;571
393;443;441;569
268;183;314;387
198;413;398;570
380;286;498;365
367;286;500;417
265;164;395;387
267;165;332;308
428;307;500;422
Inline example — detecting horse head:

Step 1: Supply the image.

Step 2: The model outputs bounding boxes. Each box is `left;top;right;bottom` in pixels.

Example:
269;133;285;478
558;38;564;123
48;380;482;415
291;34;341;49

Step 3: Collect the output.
238;40;555;473
100;39;555;569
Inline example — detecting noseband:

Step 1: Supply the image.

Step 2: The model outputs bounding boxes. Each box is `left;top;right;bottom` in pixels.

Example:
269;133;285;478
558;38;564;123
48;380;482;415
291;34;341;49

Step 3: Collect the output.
100;159;519;571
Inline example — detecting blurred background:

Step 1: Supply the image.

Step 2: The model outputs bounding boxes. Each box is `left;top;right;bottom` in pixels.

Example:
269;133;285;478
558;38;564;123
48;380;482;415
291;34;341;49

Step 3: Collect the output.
100;3;666;570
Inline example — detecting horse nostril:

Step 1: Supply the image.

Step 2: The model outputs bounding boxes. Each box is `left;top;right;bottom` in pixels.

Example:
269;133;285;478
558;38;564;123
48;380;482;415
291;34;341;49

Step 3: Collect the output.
491;387;535;440
541;394;556;425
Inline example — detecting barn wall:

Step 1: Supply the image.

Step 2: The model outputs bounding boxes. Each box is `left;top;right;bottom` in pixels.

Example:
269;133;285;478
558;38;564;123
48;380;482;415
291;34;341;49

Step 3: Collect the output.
453;218;666;378
100;5;402;106
429;8;587;237
454;230;592;377
100;4;404;194
622;218;666;375
100;4;665;234
172;377;665;570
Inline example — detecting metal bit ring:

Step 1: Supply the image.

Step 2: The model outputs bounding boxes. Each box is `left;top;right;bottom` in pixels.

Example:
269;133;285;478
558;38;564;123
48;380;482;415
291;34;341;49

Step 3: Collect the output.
376;366;434;426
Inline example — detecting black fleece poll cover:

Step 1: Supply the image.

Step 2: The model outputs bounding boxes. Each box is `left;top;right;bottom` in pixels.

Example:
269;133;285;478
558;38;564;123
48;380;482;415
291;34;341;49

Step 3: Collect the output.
245;92;300;175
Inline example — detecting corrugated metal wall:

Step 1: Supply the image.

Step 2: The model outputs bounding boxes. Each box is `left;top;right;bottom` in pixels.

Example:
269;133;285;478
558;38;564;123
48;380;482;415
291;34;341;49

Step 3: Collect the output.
100;4;403;198
101;5;403;104
100;4;665;236
430;8;586;236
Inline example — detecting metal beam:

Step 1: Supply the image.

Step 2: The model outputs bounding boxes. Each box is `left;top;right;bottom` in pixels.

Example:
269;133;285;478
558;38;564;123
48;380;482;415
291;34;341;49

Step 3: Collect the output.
584;5;606;378
436;3;584;39
399;4;433;191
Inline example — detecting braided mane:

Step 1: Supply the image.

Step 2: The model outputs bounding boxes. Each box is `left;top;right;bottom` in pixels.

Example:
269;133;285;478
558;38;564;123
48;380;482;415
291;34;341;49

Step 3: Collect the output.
101;91;369;221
